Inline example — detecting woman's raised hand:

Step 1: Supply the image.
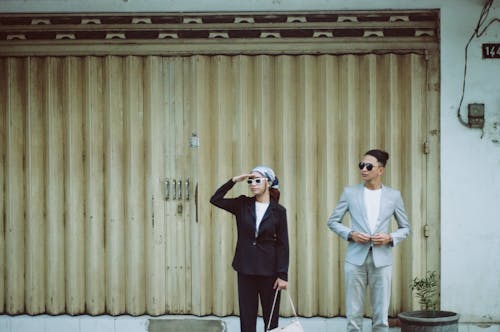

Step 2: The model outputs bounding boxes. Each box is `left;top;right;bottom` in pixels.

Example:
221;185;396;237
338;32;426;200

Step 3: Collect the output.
232;173;252;183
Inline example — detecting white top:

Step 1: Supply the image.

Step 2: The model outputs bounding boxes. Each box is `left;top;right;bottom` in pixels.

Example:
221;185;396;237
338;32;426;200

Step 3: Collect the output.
255;201;270;233
364;187;382;234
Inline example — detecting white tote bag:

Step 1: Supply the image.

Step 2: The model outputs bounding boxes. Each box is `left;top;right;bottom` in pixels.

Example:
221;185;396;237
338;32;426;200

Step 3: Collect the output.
267;289;304;332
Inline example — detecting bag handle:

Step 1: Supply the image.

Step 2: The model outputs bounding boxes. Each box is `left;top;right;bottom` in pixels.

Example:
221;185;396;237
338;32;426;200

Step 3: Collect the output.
266;288;298;331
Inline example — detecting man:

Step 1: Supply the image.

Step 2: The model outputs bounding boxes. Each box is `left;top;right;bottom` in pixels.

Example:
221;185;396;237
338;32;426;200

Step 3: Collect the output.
327;149;410;332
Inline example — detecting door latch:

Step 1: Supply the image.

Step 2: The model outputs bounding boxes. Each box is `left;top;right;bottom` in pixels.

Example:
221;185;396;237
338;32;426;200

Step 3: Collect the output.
423;224;430;238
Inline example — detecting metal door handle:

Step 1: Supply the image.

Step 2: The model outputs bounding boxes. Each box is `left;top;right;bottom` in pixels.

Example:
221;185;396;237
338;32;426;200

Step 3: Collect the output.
195;183;198;223
185;178;190;201
172;179;177;200
164;178;170;201
178;178;182;200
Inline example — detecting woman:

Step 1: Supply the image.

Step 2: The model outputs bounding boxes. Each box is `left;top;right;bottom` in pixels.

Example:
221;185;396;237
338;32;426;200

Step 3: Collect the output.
210;166;289;332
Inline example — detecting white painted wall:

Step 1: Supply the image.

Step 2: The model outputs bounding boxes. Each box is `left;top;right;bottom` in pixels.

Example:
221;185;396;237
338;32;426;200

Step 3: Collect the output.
439;1;500;324
1;0;499;325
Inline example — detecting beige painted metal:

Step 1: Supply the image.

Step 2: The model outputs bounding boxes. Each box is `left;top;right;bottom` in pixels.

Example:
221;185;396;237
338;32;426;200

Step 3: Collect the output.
84;56;106;315
0;56;4;313
0;39;438;57
0;53;438;317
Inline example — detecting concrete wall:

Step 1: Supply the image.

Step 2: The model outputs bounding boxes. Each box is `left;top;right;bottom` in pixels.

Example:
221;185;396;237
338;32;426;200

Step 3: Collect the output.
438;1;500;324
1;0;499;326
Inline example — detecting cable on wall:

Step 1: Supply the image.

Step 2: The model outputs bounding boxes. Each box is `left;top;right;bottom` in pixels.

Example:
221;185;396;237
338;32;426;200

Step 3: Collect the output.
457;0;500;132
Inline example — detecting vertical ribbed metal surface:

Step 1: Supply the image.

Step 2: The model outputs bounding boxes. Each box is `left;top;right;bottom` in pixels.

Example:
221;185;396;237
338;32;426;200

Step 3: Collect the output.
0;56;5;313
0;53;436;317
84;56;106;315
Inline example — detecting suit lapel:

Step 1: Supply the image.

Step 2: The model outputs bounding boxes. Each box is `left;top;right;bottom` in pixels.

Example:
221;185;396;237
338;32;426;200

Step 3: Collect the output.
247;198;256;219
246;198;256;234
373;185;387;232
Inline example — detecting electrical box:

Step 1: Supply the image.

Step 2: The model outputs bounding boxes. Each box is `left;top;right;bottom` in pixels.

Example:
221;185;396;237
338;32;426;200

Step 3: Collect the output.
467;103;485;129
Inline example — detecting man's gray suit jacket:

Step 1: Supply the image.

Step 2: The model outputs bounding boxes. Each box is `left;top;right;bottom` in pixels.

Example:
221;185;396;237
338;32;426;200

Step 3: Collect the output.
327;183;410;267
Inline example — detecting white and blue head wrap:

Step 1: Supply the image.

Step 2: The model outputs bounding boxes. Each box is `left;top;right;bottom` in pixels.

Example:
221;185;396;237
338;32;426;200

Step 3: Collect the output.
251;165;279;189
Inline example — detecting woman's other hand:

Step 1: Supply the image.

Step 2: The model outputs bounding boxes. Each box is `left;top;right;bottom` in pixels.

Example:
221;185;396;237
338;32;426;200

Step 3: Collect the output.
274;278;288;290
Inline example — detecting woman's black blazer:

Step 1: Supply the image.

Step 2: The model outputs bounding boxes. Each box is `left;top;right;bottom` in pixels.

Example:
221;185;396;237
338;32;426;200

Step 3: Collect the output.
210;179;289;281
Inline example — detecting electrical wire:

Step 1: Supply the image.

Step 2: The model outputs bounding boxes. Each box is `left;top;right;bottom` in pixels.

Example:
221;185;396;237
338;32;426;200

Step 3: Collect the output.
456;0;500;131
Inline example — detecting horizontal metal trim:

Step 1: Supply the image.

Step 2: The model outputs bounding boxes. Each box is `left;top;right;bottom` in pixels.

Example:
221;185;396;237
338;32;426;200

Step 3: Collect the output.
0;38;438;56
0;21;436;32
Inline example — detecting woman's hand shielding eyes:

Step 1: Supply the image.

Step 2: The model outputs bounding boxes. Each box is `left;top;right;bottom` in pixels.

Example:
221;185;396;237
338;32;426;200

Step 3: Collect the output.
232;174;251;183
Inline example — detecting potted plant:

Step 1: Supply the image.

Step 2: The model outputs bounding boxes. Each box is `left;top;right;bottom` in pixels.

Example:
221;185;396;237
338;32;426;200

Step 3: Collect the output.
398;271;459;332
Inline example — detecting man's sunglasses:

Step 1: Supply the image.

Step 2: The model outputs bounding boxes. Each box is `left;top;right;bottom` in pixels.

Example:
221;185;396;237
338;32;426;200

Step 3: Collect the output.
358;162;378;171
247;178;266;185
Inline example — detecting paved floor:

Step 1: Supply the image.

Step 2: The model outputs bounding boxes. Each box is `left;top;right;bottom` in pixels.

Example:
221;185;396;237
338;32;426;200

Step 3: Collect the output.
1;314;499;332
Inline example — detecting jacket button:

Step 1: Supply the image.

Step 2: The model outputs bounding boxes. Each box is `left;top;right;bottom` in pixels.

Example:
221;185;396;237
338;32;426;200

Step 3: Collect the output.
253;242;256;245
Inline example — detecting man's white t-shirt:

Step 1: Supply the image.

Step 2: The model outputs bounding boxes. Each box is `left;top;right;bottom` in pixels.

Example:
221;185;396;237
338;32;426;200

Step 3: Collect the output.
364;187;382;234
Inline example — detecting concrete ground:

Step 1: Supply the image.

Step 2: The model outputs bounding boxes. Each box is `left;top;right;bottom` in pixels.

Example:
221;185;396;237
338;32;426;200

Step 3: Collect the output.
1;314;499;332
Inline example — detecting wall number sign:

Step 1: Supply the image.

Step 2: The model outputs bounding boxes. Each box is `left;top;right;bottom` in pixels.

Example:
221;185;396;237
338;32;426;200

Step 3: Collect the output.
482;43;500;59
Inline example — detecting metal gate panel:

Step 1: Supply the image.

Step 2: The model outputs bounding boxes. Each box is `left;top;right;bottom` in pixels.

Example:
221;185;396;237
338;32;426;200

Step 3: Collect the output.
0;52;437;317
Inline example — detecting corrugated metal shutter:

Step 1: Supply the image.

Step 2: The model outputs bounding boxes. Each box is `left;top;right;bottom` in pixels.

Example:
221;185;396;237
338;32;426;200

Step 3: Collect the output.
0;52;439;317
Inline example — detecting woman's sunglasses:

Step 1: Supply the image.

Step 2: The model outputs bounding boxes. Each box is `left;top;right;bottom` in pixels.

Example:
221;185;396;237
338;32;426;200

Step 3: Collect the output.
247;178;266;185
358;162;377;171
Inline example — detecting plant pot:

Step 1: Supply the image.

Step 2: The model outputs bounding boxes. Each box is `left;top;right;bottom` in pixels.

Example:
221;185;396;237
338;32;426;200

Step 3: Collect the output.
398;311;459;332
